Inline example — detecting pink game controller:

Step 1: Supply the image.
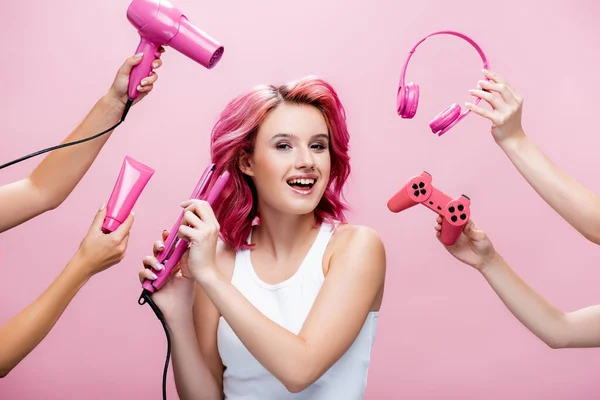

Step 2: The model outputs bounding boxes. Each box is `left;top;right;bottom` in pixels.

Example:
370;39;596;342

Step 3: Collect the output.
387;171;471;245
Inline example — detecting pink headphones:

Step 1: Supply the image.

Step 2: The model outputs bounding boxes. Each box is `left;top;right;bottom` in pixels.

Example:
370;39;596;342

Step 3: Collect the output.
396;30;490;136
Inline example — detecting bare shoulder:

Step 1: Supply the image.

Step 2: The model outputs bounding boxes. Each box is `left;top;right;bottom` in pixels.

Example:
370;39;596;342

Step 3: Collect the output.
324;223;386;275
215;239;236;281
323;223;386;311
330;223;385;254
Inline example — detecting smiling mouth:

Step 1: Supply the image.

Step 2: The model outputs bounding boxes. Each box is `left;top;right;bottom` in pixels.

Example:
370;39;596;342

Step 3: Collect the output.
286;178;316;191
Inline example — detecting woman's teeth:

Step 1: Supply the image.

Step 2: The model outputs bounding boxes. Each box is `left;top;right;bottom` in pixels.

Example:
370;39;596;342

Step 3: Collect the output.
287;178;315;188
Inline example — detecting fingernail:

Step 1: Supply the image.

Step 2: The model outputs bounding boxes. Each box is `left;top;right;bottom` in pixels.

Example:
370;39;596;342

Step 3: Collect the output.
137;85;143;91
158;242;164;250
130;211;135;216
135;52;143;58
151;273;158;279
465;102;473;107
99;203;106;210
180;201;187;207
155;263;163;270
153;62;159;68
141;79;147;86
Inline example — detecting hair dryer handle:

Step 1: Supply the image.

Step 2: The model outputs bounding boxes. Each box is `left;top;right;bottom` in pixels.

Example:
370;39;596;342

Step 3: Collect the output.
128;36;160;100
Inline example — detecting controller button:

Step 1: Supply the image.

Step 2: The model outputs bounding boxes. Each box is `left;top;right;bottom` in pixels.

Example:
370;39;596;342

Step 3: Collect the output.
414;190;420;196
429;201;433;205
419;182;425;188
412;184;418;190
420;189;427;195
460;214;467;220
451;215;458;222
437;206;442;210
461;194;470;200
458;204;464;211
448;206;455;213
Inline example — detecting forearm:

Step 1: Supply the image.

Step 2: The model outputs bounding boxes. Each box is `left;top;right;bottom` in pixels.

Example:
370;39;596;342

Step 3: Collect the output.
0;95;124;233
0;256;90;377
169;318;222;400
29;95;124;209
479;253;569;348
499;133;600;244
199;270;311;391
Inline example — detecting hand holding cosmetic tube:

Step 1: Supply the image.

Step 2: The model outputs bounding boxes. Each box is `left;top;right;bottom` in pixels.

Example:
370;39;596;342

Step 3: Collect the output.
0;204;135;378
102;156;155;233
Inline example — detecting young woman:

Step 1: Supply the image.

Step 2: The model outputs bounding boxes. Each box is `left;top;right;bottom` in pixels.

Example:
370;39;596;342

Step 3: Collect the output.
0;51;163;377
434;217;600;349
466;69;600;245
140;76;386;399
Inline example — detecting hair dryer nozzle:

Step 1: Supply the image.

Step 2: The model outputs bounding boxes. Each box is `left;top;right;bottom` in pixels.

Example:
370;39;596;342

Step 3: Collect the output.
170;16;224;69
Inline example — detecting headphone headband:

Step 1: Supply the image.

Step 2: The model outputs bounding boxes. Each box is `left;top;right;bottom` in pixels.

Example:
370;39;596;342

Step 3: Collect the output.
399;31;490;88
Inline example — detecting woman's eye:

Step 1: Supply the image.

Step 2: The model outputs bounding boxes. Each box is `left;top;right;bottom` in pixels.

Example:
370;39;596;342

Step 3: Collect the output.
311;142;328;150
276;143;291;150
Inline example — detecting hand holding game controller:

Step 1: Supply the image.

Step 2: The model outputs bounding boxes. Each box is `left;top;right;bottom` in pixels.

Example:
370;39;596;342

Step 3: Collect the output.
387;171;471;245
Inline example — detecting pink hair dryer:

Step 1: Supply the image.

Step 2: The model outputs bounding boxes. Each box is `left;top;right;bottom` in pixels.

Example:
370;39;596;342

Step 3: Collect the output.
126;0;225;101
139;163;230;299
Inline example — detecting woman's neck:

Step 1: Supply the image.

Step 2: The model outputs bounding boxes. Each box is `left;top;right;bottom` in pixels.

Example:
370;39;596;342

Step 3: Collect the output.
251;208;320;260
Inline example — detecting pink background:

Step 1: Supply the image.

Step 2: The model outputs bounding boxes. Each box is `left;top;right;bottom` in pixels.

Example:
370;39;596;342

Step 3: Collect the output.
2;0;600;398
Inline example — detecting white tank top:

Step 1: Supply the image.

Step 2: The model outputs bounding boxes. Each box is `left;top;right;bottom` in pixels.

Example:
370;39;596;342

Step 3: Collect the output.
217;221;379;399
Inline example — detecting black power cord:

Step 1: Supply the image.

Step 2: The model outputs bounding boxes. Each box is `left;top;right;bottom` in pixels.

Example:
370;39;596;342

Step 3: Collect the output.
139;289;171;400
0;98;134;170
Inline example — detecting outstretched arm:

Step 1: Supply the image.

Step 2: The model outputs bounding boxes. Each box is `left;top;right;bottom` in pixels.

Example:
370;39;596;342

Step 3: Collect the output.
436;217;600;349
0;51;163;233
0;206;134;377
467;70;600;245
481;252;600;349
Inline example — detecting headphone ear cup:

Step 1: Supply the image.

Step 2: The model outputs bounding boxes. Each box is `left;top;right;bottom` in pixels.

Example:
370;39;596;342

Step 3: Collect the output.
396;85;406;116
429;103;460;134
397;82;419;119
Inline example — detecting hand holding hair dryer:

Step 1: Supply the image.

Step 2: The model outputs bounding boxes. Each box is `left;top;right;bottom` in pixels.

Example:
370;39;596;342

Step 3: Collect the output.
126;0;225;101
103;156;155;233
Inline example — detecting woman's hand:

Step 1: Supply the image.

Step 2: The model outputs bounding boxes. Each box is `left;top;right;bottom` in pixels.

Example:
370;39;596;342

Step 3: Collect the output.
177;200;221;283
434;217;498;272
139;229;196;326
73;204;134;278
104;48;166;111
466;69;526;147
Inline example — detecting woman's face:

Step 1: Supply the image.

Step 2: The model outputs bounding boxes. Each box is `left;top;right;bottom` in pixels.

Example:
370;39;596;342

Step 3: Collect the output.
241;102;331;217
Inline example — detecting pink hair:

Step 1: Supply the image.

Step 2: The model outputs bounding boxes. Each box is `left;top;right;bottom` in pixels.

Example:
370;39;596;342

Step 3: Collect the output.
207;76;351;251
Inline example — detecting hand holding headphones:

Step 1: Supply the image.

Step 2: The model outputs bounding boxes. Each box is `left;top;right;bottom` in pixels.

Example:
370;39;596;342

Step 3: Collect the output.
466;69;525;146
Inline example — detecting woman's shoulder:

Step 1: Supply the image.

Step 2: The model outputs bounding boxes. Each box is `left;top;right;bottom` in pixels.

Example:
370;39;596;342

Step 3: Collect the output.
322;221;386;285
329;222;384;248
326;222;386;266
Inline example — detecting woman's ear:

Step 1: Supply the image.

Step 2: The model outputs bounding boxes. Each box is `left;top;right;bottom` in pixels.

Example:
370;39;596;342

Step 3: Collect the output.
238;152;255;177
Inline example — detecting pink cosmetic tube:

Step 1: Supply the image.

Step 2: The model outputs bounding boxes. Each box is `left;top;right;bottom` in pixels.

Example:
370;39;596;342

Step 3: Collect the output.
102;155;155;233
